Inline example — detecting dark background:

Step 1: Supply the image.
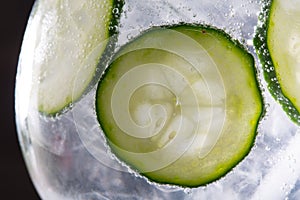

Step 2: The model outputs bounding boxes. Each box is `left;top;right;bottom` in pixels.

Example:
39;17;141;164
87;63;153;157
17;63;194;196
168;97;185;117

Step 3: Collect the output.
1;0;40;199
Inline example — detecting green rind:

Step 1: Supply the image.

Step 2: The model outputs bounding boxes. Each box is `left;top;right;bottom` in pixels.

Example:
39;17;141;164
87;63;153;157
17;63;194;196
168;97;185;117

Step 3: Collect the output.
34;0;124;116
108;0;124;37
254;0;300;125
96;24;263;187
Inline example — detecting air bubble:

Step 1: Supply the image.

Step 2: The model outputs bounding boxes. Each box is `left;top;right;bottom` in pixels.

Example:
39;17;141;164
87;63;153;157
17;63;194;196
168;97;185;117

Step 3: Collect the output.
112;8;119;14
247;39;253;46
265;146;271;151
183;188;192;194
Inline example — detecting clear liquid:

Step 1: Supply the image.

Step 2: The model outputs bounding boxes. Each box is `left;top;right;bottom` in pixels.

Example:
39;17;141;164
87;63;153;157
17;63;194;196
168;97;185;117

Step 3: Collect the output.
15;0;300;199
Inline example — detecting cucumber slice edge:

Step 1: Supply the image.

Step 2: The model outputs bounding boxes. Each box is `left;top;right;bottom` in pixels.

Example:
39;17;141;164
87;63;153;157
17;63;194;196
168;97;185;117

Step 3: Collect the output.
254;0;300;125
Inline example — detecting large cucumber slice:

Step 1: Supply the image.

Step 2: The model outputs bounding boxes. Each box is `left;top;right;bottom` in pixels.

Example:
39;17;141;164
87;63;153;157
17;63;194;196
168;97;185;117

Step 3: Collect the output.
25;0;123;115
254;0;300;124
96;24;263;187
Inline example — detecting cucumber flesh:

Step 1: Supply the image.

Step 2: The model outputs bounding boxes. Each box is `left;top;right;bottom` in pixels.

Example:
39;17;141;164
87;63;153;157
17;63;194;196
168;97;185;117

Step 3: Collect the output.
25;0;122;115
254;0;300;124
268;0;300;120
96;25;262;187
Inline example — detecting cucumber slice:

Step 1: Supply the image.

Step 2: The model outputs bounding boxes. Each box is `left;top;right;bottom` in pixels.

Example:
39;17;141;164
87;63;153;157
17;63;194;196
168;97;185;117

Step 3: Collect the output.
27;0;123;115
96;24;263;187
254;0;300;124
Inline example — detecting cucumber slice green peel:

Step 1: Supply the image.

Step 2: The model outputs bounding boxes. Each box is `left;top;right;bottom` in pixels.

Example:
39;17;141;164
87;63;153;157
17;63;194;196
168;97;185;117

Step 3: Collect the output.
96;24;263;187
254;0;300;125
25;0;123;115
